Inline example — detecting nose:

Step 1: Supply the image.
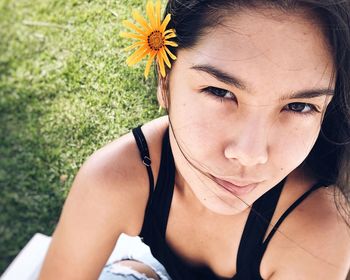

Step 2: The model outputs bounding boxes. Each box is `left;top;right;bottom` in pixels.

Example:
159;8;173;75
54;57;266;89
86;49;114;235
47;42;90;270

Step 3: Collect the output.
224;118;269;166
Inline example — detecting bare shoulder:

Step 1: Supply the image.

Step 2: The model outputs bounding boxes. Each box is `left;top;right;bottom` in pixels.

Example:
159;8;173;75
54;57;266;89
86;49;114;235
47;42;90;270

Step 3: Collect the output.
39;116;169;280
62;115;169;234
267;183;350;280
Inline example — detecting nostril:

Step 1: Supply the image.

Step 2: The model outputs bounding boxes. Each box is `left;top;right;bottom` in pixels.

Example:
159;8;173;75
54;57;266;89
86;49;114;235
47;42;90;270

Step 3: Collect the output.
224;141;268;166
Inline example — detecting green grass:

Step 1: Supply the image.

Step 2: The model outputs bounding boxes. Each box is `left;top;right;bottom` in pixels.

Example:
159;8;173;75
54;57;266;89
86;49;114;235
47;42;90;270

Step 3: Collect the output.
0;0;163;272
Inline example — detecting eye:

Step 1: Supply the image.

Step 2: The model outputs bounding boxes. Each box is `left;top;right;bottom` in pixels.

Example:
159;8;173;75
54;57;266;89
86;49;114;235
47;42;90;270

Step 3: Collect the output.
284;102;319;114
200;86;236;101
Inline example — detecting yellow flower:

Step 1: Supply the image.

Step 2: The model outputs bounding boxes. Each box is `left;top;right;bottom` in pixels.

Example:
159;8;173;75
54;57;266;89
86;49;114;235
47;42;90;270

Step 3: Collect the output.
120;0;178;78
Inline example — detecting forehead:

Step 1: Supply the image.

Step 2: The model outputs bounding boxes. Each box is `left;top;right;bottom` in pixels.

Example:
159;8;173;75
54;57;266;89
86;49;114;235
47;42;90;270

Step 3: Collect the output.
176;8;334;95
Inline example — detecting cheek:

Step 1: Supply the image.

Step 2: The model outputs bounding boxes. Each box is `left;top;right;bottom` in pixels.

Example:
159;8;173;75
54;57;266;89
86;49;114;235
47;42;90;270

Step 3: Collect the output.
169;97;222;159
272;120;321;168
169;87;215;131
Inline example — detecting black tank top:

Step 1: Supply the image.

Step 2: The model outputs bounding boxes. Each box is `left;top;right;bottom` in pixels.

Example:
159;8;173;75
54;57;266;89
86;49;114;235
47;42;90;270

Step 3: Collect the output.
132;126;326;280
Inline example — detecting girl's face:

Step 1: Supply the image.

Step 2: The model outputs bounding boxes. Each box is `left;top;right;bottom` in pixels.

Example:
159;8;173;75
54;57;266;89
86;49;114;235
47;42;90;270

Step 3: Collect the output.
166;9;334;214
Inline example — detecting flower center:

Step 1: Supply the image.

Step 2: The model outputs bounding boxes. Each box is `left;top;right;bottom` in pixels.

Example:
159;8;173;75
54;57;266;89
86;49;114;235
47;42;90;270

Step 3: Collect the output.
148;31;164;51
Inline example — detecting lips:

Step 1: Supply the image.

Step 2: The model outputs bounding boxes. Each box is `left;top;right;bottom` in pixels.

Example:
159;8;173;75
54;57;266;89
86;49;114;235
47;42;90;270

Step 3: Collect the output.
212;176;259;196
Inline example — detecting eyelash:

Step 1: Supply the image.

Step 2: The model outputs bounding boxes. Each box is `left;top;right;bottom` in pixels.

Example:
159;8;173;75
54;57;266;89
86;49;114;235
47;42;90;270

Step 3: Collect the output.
200;86;320;115
200;86;236;102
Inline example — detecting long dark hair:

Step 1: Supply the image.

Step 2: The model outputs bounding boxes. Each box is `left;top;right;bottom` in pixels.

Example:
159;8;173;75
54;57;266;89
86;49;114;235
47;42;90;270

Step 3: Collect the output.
160;0;350;223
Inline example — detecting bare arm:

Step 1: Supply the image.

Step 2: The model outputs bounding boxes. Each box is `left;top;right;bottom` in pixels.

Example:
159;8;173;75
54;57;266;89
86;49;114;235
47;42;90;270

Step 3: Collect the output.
38;131;151;280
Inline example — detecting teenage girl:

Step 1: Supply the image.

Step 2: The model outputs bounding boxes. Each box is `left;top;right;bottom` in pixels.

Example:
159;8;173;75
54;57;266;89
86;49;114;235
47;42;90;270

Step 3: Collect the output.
39;1;350;279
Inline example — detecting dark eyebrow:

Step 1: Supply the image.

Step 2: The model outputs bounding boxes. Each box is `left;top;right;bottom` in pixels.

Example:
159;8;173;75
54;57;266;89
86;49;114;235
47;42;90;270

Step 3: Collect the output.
191;64;334;100
280;88;335;101
190;64;247;91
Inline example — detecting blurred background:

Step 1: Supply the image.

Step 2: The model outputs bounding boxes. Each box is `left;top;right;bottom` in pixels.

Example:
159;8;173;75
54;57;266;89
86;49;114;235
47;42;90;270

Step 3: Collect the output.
0;0;162;272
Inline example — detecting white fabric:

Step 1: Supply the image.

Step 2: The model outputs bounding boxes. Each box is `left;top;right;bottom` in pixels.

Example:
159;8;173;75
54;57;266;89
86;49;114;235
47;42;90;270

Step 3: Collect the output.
106;233;171;280
1;233;171;280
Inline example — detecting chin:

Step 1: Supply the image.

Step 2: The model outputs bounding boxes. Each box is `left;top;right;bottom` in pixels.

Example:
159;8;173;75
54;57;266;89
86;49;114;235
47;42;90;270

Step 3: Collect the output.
196;190;253;215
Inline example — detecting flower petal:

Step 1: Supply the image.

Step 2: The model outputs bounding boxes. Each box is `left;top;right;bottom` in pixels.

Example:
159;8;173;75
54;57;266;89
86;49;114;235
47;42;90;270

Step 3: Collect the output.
146;1;157;29
164;46;177;60
144;51;157;78
124;41;146;51
120;31;145;40
160;48;171;69
157;53;166;77
164;29;175;35
123;20;148;36
126;47;144;64
128;49;149;66
164;40;178;47
165;33;176;40
155;0;161;28
160;14;171;33
132;10;151;32
131;49;149;65
126;46;149;65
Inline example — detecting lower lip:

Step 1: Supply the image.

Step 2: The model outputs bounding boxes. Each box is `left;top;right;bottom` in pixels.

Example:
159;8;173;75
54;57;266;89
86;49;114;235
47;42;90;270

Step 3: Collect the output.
213;177;258;196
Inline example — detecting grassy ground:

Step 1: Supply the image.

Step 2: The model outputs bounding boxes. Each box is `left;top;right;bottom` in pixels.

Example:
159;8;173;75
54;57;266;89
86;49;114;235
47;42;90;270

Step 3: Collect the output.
0;0;163;272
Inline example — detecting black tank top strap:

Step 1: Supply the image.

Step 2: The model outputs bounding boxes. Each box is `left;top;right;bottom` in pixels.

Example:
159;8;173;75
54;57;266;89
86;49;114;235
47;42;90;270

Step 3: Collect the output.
135;126;175;240
236;178;286;277
260;181;326;250
237;180;326;279
151;127;175;237
250;181;326;276
132;125;155;206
